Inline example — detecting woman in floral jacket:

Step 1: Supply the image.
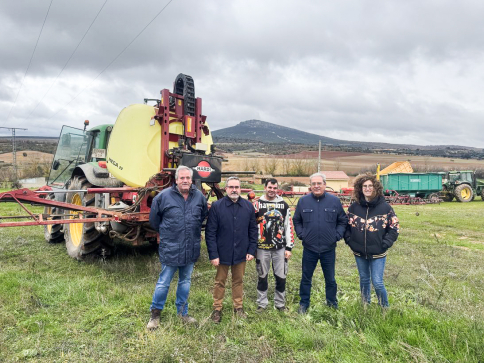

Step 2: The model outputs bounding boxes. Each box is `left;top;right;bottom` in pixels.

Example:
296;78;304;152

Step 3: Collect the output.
344;174;399;307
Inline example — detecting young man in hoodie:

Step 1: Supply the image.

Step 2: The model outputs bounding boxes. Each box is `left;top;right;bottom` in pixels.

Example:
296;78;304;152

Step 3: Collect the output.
254;178;294;312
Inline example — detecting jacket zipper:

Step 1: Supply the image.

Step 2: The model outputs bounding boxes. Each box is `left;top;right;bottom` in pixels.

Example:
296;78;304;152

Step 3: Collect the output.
364;206;369;255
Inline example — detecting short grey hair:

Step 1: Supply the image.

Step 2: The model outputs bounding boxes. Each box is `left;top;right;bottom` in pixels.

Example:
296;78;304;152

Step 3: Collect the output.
309;172;326;184
175;165;193;179
225;176;240;185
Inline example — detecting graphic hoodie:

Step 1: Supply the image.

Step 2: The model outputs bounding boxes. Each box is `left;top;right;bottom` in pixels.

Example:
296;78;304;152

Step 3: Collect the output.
254;195;294;251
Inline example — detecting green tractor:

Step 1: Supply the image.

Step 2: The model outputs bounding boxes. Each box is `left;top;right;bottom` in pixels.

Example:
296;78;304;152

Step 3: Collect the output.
441;170;484;202
43;122;122;259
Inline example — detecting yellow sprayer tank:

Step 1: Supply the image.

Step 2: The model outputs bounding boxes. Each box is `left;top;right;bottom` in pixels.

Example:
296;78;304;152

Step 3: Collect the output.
106;104;213;187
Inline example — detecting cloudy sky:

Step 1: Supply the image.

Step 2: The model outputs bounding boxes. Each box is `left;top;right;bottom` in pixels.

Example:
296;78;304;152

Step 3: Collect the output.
1;0;484;148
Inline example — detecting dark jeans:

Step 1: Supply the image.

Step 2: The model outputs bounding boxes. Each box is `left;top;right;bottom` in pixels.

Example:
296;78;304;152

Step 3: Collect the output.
299;248;337;308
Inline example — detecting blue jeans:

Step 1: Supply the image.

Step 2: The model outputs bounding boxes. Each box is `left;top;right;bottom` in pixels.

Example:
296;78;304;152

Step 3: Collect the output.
299;248;338;308
355;256;389;307
151;263;194;316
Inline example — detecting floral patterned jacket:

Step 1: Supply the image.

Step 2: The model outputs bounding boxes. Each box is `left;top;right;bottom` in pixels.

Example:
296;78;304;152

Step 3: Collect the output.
344;195;400;259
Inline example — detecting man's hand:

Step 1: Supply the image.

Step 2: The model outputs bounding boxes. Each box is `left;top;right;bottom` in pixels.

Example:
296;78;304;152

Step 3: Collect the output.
210;258;220;267
285;250;292;260
246;254;254;261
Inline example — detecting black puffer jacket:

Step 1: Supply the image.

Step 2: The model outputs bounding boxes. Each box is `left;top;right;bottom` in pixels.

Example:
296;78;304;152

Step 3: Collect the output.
344;195;399;259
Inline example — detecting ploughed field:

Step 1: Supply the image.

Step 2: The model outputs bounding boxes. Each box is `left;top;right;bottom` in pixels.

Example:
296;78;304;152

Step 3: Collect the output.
0;196;483;362
223;150;484;175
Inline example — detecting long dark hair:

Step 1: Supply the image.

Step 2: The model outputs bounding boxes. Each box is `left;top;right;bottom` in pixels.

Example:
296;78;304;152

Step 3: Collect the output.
352;173;383;201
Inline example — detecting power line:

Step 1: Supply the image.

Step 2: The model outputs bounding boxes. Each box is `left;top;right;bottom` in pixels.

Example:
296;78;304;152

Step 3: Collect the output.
46;0;174;123
0;127;28;183
7;0;54;121
27;0;109;119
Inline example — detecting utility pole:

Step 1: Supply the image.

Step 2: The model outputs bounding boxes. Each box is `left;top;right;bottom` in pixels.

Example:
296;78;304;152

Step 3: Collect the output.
0;127;28;183
318;140;321;172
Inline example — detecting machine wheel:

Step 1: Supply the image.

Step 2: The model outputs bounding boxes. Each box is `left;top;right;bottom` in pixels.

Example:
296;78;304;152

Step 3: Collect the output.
442;193;454;202
64;176;110;260
428;193;440;202
454;184;473;203
481;189;484;201
43;193;64;243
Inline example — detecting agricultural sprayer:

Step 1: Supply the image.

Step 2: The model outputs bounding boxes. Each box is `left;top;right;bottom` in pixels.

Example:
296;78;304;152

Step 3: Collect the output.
0;74;237;260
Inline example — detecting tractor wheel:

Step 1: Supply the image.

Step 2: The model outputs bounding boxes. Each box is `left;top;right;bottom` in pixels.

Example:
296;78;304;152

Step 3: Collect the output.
454;184;473;203
481;189;484;201
43;193;65;243
442;193;454;202
428;193;440;202
64;176;110;260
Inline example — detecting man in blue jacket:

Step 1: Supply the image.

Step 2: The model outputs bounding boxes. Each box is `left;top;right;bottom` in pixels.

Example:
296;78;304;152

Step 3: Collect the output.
146;166;208;330
293;172;348;313
205;176;258;323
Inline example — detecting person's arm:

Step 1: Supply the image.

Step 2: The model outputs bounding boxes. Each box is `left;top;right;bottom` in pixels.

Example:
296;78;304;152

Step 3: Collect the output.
149;194;162;230
284;204;295;259
382;207;400;249
335;200;348;241
293;199;303;240
247;203;258;259
201;195;209;221
205;204;219;261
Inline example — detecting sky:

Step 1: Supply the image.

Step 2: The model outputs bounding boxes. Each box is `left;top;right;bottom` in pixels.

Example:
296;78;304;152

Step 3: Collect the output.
1;0;484;148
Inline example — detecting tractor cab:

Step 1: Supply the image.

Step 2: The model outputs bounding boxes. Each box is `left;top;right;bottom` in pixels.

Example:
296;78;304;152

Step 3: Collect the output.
47;124;112;187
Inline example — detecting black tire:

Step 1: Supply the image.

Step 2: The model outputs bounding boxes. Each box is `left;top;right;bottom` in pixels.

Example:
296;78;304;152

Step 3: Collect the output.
428;193;440;202
43;193;65;243
442;193;454;202
454;184;473;203
481;189;484;201
64;176;110;260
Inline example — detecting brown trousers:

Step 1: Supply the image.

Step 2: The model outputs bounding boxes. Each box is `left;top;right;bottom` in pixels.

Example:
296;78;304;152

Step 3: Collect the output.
212;261;247;311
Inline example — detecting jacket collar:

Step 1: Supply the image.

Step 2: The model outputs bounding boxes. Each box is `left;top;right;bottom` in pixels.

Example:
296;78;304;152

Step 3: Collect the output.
311;192;326;200
172;183;196;196
224;195;241;206
359;194;385;207
259;194;284;203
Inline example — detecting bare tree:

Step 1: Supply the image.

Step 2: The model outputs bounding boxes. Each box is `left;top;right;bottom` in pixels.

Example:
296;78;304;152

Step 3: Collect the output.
264;158;279;175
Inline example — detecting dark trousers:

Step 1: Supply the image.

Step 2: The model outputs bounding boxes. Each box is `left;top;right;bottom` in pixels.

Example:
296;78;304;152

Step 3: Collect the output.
299;248;338;308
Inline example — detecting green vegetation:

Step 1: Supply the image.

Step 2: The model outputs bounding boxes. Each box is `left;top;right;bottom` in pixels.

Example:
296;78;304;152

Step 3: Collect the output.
1;200;483;362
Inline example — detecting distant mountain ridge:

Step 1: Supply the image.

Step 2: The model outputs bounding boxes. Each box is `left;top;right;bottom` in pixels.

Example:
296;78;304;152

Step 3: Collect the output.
212;120;475;150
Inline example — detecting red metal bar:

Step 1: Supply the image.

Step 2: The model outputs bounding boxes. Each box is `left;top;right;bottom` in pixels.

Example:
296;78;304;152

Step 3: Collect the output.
0;216;115;228
0;188;117;215
195;97;202;143
86;187;138;193
157;88;171;171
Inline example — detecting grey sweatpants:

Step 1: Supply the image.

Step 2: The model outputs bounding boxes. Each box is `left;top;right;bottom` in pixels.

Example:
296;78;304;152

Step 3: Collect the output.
256;248;288;309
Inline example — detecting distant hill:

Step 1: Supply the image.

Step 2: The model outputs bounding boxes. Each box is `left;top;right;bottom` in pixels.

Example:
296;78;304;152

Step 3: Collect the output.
212;119;348;146
212;120;477;151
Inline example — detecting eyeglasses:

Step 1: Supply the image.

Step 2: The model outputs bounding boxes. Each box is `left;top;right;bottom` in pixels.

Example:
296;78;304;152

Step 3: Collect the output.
362;185;374;189
226;185;240;189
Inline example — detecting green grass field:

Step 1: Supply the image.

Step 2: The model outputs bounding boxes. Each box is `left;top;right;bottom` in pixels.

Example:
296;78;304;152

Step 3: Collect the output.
1;199;483;362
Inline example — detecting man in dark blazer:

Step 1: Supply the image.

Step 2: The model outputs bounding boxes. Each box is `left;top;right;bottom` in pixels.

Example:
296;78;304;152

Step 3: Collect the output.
205;176;258;323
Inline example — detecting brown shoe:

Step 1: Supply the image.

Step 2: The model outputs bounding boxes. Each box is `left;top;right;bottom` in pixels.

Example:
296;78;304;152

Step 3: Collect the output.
146;308;161;330
178;314;198;325
234;308;247;319
211;310;222;324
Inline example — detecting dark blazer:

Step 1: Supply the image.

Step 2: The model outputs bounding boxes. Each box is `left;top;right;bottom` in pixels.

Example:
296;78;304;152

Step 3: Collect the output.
293;192;348;253
149;184;208;266
205;196;258;265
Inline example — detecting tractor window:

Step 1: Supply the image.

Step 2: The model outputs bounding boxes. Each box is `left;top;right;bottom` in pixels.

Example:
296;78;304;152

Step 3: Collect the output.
47;126;89;187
